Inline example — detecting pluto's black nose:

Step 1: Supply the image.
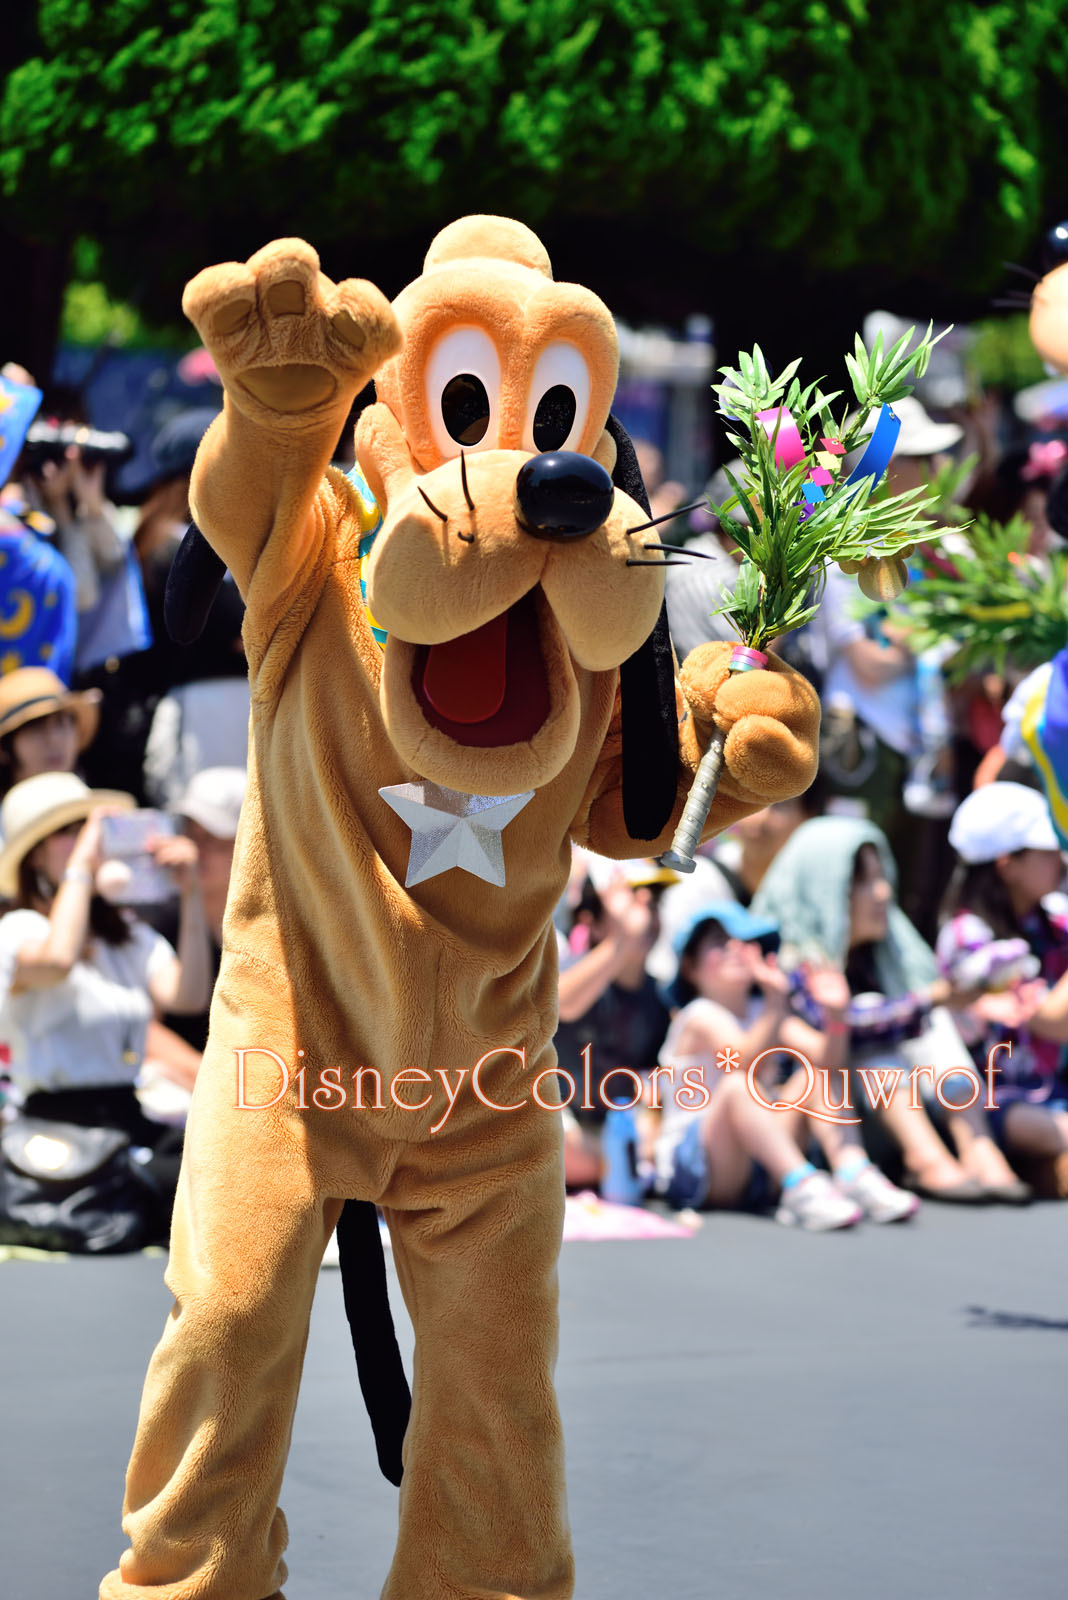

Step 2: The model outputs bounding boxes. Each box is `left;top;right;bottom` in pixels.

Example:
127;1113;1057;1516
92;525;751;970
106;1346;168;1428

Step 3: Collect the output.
514;451;614;541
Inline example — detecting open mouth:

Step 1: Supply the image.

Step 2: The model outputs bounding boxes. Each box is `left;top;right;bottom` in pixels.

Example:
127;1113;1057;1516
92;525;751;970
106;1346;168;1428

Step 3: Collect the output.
411;587;551;747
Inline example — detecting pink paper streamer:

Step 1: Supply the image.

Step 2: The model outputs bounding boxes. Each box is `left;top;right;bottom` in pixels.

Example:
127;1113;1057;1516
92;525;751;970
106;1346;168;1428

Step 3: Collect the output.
756;406;806;469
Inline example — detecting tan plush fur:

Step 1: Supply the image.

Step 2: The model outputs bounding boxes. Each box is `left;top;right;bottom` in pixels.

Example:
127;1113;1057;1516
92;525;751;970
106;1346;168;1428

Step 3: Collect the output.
1031;260;1068;371
100;217;819;1600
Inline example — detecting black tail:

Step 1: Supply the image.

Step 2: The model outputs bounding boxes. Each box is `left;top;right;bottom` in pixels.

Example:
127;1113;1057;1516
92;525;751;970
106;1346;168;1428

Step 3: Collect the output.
335;1199;411;1486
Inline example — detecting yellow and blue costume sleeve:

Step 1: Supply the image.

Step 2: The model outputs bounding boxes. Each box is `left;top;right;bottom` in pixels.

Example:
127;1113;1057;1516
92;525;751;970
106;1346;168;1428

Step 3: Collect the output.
1021;645;1068;848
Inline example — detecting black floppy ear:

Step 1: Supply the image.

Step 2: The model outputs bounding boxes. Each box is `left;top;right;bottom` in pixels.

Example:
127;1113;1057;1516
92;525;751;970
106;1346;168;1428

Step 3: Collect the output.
607;415;680;841
164;522;227;645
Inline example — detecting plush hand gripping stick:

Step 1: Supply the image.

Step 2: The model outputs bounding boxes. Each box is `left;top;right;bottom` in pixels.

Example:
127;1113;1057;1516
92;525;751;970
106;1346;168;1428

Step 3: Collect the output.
102;216;819;1600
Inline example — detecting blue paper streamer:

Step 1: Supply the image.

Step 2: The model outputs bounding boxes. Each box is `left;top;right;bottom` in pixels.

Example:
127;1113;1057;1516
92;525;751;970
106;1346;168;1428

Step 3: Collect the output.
843;404;901;489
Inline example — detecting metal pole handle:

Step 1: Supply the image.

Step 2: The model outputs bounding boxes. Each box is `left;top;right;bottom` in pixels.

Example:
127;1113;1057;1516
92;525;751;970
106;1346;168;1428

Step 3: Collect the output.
658;644;769;874
658;726;727;873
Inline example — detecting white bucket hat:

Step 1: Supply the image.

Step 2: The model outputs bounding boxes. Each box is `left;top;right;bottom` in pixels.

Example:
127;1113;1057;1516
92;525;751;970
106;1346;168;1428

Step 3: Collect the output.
948;782;1061;865
173;766;246;841
0;772;134;896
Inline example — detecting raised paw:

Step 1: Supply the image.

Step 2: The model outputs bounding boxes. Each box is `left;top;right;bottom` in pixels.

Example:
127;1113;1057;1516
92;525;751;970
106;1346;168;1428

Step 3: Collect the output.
182;238;401;422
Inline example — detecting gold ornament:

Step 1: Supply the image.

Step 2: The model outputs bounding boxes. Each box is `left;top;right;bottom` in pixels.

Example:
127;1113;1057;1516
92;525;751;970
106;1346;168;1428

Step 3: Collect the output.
856;555;909;602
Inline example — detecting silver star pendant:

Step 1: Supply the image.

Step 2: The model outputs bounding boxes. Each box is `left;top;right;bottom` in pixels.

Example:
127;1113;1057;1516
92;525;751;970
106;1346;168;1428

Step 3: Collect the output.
379;781;535;888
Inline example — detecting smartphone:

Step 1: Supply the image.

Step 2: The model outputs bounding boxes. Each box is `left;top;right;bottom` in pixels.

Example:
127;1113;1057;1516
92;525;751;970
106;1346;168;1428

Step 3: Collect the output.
98;809;177;905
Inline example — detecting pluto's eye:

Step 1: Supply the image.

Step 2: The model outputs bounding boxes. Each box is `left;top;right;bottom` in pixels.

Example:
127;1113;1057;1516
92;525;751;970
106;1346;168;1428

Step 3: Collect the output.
1044;222;1068;270
523;343;591;455
426;328;500;460
532;385;578;453
441;374;491;446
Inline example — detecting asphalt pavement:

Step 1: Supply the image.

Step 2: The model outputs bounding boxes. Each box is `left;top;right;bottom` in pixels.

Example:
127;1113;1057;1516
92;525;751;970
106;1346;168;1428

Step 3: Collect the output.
3;1200;1065;1600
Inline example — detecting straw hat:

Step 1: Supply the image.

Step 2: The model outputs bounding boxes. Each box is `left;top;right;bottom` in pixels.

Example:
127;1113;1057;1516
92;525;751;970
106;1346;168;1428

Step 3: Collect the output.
0;668;102;751
0;772;134;896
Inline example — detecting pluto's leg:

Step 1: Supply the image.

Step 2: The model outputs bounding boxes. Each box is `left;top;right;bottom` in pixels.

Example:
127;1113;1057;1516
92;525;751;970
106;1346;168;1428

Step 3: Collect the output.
98;1071;342;1600
380;1086;573;1600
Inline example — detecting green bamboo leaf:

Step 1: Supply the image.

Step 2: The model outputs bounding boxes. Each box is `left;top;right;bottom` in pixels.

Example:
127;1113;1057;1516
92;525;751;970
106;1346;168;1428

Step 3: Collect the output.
721;465;761;538
844;352;869;404
881;325;917;372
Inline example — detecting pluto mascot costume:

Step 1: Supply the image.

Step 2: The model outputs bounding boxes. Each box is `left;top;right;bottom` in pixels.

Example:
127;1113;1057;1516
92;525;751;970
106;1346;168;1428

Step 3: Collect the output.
100;216;820;1600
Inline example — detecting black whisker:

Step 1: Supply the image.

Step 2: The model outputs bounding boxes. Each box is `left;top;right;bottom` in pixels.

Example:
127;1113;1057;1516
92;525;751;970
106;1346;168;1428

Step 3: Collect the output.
1004;260;1041;283
626;558;692;567
625;498;706;535
991;296;1033;310
418;484;448;522
459;450;475;511
645;541;717;559
456;530;475;544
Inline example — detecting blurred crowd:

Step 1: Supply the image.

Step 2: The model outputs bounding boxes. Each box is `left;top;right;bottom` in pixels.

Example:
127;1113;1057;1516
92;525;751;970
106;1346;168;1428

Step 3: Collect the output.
561;390;1068;1231
3;353;1068;1251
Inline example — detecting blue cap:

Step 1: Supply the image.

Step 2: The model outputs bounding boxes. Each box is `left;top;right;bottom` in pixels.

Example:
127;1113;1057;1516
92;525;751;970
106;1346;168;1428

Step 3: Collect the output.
663;901;779;1010
670;901;779;958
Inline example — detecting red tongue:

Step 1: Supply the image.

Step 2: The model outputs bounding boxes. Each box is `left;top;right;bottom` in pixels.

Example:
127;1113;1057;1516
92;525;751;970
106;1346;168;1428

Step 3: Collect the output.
422;610;508;724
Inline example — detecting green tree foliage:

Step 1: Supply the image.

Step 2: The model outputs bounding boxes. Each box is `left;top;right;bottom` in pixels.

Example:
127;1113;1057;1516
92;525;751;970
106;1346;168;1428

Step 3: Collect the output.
3;1;1068;329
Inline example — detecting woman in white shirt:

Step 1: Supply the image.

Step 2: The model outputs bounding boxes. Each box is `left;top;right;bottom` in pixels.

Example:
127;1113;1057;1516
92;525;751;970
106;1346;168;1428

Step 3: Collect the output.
0;771;212;1221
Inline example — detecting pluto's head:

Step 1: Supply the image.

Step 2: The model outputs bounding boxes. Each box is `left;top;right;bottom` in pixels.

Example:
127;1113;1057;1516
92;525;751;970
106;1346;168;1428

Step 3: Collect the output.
355;215;674;803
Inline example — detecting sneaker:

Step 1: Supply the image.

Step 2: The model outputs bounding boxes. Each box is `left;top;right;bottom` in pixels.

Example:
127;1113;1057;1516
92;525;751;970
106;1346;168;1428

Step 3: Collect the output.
837;1161;920;1224
774;1172;863;1232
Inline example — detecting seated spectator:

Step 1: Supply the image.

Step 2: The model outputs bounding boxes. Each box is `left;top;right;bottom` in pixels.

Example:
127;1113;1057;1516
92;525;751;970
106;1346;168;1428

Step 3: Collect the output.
752;816;1030;1202
0;773;213;1239
939;783;1068;1194
174;766;244;947
0;666;101;795
144;766;246;1062
656;904;916;1228
555;860;674;1190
